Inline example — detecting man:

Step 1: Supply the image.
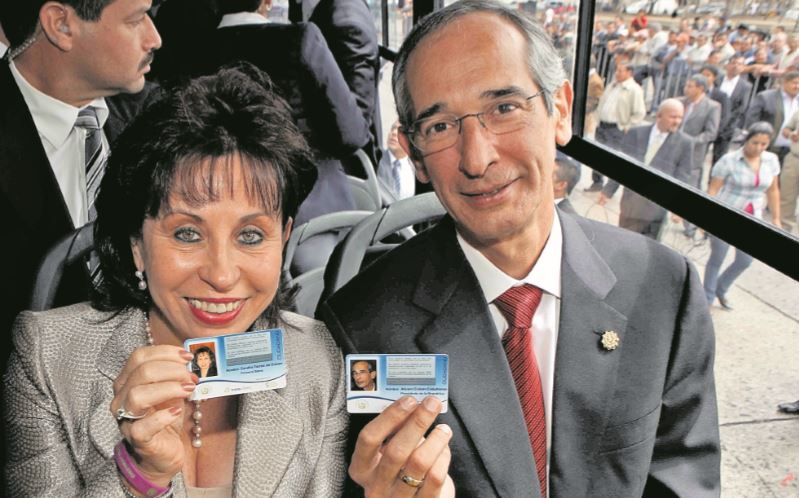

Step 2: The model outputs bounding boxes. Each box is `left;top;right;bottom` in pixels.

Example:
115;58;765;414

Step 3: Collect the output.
351;360;377;391
0;0;161;372
770;33;799;80
679;74;721;237
687;33;712;65
745;71;799;163
378;120;416;201
714;55;753;163
599;99;693;239
321;1;720;496
587;57;645;192
700;64;730;161
553;151;580;215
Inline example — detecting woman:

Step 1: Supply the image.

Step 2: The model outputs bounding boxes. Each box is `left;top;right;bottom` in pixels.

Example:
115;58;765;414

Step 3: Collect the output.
5;65;453;497
192;346;218;378
704;121;782;310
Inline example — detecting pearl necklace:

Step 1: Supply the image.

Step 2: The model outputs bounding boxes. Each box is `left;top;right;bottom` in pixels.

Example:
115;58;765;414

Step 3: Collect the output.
144;313;204;449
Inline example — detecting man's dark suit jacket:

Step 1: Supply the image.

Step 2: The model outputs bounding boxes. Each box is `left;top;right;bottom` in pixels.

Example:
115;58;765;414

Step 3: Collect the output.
745;88;791;154
205;23;370;224
603;124;693;232
321;212;720;497
719;76;753;140
0;63;153;374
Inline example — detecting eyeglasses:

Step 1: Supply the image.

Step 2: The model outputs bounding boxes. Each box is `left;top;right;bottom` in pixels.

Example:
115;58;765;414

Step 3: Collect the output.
406;90;546;155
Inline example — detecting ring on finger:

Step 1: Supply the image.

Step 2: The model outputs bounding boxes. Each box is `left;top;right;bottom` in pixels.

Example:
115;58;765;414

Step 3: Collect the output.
399;470;425;488
115;405;147;422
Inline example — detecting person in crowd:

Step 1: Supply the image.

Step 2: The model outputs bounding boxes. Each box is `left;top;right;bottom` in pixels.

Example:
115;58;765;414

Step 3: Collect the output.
776;108;799;232
745;71;799;163
705;48;723;67
321;2;720;496
743;46;773;94
704;122;781;310
553;151;581;214
599;98;693;239
351;360;377;391
191;346;218;378
701;64;730;141
687;32;713;65
4;65;454;497
587;57;645;192
630;9;647;33
769;33;799;81
713;31;736;63
679;74;721;237
714;55;753;163
584;68;605;139
378;120;416;201
207;0;370;274
0;0;161;384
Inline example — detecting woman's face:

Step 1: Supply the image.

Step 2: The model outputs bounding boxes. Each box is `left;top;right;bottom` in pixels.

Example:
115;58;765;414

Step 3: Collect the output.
743;133;770;159
131;156;291;344
196;351;212;369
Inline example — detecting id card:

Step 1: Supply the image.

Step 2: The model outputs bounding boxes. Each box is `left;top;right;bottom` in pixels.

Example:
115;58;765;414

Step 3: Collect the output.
346;354;449;413
184;329;287;401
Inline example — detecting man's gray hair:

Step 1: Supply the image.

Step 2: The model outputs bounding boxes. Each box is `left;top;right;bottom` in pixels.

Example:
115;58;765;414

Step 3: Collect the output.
688;73;709;92
391;0;565;133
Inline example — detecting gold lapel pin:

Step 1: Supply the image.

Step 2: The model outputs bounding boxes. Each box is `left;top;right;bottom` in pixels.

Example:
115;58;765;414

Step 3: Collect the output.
601;330;620;351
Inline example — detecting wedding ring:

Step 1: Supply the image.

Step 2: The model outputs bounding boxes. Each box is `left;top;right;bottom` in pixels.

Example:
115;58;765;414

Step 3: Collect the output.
115;405;147;422
399;472;424;488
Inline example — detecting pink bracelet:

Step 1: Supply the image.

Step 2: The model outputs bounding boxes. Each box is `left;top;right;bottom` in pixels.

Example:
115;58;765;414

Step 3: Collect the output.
114;440;172;498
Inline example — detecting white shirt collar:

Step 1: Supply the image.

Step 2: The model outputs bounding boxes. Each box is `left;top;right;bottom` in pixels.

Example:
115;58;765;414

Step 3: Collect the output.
9;60;108;148
218;11;269;28
457;207;562;303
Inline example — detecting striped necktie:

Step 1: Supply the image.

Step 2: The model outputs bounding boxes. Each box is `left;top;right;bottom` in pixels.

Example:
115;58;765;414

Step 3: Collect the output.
75;107;107;223
392;159;403;199
495;284;547;497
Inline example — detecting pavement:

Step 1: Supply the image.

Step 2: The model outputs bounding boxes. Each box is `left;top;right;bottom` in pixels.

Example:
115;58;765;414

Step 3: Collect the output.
571;176;799;497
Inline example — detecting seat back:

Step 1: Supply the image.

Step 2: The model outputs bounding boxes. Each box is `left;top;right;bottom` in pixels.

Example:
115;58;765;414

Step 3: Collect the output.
322;192;445;297
283;210;373;316
346;149;382;211
30;223;94;311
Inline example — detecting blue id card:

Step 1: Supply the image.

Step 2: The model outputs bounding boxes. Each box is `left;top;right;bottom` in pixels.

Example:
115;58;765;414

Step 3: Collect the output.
346;354;449;413
184;329;286;401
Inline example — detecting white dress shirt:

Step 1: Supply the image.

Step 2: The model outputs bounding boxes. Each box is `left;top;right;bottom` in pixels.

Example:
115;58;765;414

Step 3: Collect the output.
218;11;269;28
10;61;109;228
719;74;739;98
457;208;562;495
378;150;416;201
775;90;799;148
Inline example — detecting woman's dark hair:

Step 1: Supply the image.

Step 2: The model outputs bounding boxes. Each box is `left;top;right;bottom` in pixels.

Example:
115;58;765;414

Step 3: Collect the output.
92;62;317;327
192;346;217;370
744;121;775;144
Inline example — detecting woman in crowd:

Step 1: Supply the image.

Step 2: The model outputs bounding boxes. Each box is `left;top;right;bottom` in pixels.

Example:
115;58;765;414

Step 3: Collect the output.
704;121;782;309
4;64;453;497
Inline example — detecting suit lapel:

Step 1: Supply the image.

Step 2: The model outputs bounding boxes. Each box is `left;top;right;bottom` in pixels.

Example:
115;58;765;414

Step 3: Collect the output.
413;220;540;498
774;91;784;132
548;213;627;497
0;63;73;233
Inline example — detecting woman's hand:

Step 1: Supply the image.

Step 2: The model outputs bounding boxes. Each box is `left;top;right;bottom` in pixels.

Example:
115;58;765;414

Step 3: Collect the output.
350;396;455;498
110;345;197;487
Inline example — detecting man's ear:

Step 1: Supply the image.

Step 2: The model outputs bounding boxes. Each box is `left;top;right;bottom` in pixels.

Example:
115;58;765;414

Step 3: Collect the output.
398;130;431;184
370;371;376;381
39;1;76;51
553;80;574;147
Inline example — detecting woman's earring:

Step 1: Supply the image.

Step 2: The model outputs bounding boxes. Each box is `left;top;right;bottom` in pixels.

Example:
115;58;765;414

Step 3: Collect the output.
135;270;147;291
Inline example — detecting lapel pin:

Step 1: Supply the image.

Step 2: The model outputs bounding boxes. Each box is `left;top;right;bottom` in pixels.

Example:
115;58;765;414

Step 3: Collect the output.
601;330;620;351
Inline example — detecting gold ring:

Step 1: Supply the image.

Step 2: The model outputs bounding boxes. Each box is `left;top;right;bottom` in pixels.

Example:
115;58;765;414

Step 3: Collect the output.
399;472;424;488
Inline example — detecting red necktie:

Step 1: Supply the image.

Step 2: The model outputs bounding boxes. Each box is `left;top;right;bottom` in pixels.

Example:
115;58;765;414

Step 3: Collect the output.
495;284;547;497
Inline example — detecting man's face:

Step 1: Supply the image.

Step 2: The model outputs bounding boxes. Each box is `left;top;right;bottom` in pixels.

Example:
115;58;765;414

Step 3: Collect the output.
615;63;631;82
352;361;376;390
70;0;161;97
726;57;743;76
399;13;572;251
684;79;702;100
656;105;684;133
700;69;716;88
783;77;799;98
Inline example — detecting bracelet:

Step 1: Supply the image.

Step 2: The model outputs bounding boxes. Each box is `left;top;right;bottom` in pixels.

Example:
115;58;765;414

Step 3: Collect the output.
114;440;173;498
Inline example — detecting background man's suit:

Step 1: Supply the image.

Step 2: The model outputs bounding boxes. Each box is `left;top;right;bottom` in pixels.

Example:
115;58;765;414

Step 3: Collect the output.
713;76;752;163
0;63;153;375
679;96;721;190
745;88;791;159
321;211;720;498
603;124;693;238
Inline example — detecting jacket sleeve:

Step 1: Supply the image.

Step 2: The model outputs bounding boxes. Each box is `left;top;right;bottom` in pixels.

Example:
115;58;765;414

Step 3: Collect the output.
644;260;721;497
744;93;766;129
696;102;721;145
4;312;125;498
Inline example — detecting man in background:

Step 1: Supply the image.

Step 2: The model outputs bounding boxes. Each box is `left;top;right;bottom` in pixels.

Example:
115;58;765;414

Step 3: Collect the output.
553;151;580;214
378;120;416;201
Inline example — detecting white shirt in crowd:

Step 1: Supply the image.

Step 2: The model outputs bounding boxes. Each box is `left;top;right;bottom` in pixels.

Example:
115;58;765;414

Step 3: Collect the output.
9;60;109;228
378;150;416;201
218;11;269;28
719;74;739;98
457;209;563;498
